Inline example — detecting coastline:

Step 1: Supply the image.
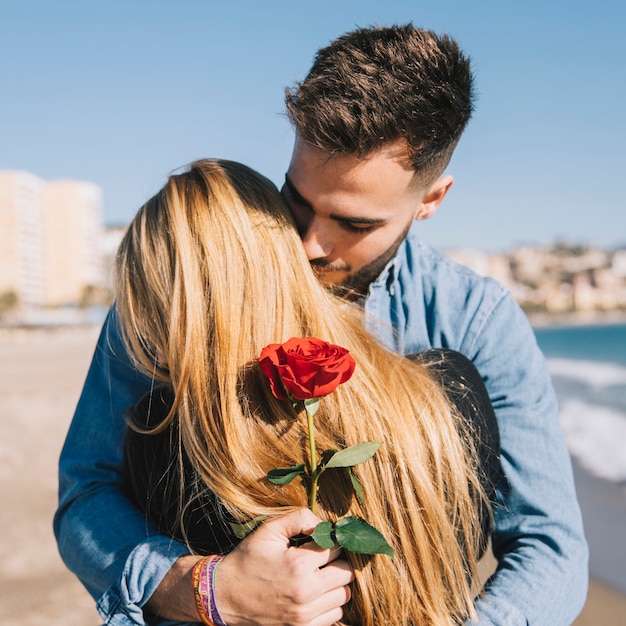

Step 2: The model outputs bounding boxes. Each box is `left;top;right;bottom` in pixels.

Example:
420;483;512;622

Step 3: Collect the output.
575;578;626;625
571;458;626;595
528;310;626;329
0;327;625;624
570;454;626;625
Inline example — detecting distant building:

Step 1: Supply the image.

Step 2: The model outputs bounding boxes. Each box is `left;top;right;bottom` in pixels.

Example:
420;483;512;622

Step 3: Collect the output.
42;180;104;306
447;242;626;318
0;171;46;307
613;250;626;278
0;170;104;312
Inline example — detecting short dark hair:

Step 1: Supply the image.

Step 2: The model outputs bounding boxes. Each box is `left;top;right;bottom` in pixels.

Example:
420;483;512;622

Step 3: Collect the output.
285;24;474;178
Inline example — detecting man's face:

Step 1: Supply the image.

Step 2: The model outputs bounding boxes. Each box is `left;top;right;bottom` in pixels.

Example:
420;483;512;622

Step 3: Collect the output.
282;137;444;296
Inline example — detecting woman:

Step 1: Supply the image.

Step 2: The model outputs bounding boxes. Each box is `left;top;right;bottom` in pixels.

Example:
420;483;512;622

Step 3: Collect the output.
117;159;500;625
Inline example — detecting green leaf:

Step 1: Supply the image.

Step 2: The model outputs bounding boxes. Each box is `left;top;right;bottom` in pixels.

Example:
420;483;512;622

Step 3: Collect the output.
267;464;305;485
334;516;394;559
347;467;365;505
311;521;336;549
323;442;382;469
304;397;320;416
229;515;268;539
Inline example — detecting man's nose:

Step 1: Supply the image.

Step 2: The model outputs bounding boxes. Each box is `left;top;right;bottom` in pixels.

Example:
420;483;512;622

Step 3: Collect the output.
300;217;334;260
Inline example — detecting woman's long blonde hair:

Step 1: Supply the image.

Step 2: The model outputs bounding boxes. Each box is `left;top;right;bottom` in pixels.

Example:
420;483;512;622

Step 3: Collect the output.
116;159;488;625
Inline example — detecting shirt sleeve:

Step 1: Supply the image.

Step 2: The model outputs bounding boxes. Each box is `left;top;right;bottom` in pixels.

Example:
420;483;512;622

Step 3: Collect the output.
461;291;588;625
53;306;191;624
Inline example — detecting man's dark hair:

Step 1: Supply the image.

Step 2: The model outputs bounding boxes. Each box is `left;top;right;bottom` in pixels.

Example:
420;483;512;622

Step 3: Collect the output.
285;24;475;179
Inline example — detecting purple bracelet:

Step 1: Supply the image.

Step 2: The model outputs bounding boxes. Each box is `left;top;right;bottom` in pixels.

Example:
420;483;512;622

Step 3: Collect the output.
208;555;227;626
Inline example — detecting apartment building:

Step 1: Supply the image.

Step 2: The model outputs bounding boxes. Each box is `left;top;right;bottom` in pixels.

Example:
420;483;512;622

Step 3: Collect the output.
0;171;46;306
0;170;104;310
42;180;104;306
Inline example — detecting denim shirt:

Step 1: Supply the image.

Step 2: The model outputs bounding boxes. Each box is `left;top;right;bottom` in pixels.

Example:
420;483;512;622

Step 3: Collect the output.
55;224;588;625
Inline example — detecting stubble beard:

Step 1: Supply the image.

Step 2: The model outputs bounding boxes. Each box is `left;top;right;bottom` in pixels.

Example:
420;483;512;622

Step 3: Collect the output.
322;222;412;303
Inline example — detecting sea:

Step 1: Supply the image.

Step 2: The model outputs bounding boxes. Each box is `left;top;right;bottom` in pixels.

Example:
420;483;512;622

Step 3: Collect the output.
533;322;626;490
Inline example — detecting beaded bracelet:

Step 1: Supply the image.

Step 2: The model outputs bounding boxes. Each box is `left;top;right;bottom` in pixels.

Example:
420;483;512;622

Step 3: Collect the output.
192;555;227;626
207;555;227;626
192;556;213;625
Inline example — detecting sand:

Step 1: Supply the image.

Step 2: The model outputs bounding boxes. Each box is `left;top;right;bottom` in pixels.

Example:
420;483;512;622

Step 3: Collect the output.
0;327;624;625
0;328;101;625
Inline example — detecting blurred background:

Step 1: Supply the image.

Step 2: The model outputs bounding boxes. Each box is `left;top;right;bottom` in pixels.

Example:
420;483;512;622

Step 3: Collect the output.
1;1;624;624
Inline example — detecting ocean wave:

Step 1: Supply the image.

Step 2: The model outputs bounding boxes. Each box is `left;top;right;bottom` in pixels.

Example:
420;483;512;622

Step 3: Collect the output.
547;357;626;388
544;357;626;486
557;398;626;485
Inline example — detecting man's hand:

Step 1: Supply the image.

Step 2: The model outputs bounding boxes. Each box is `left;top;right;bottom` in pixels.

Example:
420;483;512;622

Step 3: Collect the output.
217;508;354;626
145;509;354;625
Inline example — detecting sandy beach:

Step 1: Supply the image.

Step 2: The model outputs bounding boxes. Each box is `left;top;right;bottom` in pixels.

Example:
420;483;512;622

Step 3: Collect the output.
0;327;624;625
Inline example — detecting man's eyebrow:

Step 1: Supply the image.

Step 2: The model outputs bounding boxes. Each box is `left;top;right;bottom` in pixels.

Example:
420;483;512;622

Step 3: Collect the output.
284;174;386;226
331;214;386;226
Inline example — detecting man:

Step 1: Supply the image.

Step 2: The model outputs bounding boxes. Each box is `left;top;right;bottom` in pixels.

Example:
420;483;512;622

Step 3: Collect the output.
55;24;588;625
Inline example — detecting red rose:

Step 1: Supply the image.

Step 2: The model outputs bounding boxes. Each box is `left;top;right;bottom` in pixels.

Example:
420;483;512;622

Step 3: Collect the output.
259;337;356;401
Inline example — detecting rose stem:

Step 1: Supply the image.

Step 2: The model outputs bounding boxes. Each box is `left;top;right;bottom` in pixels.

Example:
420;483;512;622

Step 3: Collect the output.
306;406;319;514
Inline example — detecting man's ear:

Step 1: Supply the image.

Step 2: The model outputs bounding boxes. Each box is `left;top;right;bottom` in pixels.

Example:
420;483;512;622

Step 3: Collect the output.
415;175;454;221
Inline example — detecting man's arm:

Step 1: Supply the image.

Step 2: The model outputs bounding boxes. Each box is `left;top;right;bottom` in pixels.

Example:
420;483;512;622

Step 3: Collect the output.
146;510;353;626
54;307;190;622
54;307;353;625
461;293;588;625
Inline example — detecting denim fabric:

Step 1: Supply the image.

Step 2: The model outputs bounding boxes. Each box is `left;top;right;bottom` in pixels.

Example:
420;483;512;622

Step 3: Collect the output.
55;224;588;625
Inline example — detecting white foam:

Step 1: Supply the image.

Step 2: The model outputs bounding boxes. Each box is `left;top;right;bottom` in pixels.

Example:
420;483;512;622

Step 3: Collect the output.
543;358;626;486
558;398;626;484
547;358;626;389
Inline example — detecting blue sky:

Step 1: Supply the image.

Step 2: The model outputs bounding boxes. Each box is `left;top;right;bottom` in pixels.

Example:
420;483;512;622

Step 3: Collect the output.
1;0;624;251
